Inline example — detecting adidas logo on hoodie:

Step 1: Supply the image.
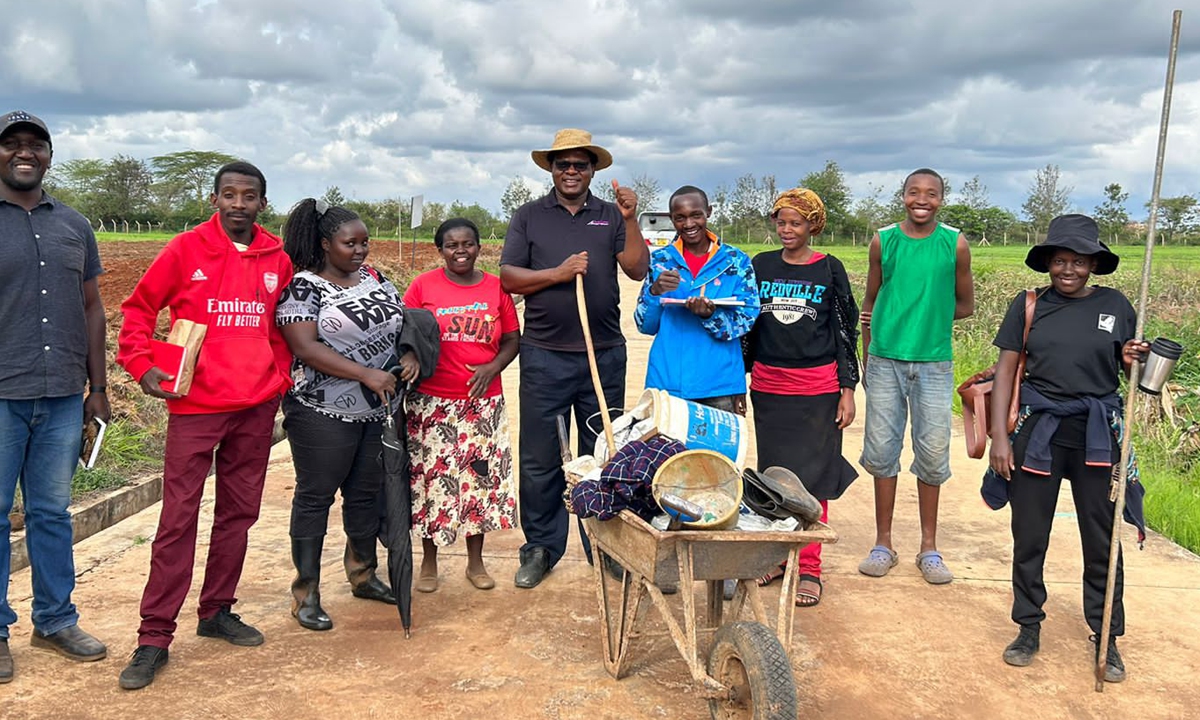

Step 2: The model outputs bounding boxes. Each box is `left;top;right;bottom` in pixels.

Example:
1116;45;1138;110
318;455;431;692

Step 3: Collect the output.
192;268;208;281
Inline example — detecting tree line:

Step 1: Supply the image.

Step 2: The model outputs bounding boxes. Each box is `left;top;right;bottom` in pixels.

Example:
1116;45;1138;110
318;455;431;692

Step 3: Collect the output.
46;151;1198;244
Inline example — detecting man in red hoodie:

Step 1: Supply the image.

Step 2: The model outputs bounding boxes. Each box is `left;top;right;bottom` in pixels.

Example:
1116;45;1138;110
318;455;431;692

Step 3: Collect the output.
115;162;293;691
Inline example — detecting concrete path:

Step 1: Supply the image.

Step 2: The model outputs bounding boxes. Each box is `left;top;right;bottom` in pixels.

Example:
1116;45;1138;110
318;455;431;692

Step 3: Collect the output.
5;277;1199;719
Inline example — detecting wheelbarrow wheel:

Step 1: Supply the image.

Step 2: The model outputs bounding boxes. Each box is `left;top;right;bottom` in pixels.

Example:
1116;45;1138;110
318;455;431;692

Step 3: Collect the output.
707;621;797;720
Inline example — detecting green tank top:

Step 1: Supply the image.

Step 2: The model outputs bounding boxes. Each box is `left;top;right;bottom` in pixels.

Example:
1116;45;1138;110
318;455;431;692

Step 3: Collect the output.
870;222;959;362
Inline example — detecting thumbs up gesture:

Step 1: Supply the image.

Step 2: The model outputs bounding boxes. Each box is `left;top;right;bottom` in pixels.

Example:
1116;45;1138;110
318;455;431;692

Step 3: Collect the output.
611;179;638;221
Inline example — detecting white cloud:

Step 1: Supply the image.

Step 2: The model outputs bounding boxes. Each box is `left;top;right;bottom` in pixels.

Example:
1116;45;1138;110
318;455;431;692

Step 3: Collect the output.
3;0;1197;217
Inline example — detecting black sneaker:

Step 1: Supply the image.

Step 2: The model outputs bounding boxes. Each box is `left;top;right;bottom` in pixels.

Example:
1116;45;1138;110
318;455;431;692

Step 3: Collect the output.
119;645;168;690
1091;634;1127;683
1003;625;1040;667
197;607;264;647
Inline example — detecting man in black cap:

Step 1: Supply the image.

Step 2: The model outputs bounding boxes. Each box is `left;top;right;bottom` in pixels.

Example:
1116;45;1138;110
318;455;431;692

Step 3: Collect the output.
0;110;110;682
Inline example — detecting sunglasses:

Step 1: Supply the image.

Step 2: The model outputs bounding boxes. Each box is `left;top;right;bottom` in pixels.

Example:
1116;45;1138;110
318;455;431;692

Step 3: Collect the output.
553;160;592;173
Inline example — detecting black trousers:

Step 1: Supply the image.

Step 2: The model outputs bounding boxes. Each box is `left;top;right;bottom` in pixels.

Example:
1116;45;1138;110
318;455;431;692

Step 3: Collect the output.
518;342;625;567
282;395;384;540
1009;424;1124;636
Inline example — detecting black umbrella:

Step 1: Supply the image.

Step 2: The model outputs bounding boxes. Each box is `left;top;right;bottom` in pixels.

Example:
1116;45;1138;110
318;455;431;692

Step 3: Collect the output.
379;398;413;637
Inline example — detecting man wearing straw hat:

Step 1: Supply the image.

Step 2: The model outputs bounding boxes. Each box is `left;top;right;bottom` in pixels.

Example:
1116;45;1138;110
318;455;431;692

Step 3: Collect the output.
500;129;649;589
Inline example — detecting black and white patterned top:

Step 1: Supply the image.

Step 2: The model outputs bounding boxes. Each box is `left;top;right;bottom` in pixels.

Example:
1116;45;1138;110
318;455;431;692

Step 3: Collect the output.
276;267;404;421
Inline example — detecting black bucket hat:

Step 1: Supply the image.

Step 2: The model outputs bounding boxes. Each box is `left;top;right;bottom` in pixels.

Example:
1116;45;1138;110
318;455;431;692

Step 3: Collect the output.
1025;214;1119;275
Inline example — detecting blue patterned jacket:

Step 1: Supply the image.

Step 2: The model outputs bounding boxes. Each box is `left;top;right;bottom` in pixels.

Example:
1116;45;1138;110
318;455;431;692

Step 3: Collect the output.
635;234;759;399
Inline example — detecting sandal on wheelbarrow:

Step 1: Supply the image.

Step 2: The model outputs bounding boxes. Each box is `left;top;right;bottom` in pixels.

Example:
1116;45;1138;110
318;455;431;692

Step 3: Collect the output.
741;467;822;523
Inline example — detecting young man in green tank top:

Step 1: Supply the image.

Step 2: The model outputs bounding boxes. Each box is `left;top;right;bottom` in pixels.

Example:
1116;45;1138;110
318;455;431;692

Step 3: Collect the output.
857;169;974;584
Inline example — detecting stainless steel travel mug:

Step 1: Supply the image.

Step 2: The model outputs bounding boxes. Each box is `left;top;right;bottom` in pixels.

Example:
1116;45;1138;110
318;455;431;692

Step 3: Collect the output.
1139;337;1183;395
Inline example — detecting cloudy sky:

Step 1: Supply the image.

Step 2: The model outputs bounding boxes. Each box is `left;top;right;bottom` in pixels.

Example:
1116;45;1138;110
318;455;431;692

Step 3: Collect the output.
5;0;1198;220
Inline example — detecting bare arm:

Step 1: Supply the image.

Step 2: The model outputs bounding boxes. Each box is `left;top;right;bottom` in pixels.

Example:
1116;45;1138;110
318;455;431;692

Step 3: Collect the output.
1121;339;1152;378
500;254;587;296
280;321;396;401
987;349;1021;479
616;215;649;280
611;179;649;280
466;329;521;398
82;278;111;423
953;234;975;320
860;234;883;362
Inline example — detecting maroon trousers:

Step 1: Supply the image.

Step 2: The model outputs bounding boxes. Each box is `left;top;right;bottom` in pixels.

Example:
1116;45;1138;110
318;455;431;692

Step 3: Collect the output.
137;397;280;648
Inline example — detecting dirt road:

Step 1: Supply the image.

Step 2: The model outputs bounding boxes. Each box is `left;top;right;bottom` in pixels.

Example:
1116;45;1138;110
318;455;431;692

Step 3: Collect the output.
5;276;1199;719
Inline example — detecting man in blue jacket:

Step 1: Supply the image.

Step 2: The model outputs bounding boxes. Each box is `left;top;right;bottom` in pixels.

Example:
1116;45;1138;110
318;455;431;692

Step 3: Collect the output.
635;186;759;413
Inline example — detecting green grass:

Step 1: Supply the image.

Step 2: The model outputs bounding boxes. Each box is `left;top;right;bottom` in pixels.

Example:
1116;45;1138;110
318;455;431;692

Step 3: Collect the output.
1137;422;1200;553
69;418;162;501
71;467;133;495
96;231;177;242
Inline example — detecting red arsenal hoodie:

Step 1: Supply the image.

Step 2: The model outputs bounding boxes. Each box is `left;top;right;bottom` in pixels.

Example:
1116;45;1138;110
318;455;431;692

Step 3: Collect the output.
117;214;294;414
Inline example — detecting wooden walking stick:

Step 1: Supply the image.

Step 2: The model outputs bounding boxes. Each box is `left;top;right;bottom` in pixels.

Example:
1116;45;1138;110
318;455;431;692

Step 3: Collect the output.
1095;8;1183;692
576;274;617;458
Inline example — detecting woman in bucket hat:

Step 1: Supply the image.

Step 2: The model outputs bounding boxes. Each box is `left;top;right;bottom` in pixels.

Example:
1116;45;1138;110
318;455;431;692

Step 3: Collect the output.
987;213;1149;682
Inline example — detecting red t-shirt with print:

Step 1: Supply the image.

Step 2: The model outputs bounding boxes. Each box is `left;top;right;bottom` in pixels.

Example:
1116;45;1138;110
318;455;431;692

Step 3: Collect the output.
402;269;520;399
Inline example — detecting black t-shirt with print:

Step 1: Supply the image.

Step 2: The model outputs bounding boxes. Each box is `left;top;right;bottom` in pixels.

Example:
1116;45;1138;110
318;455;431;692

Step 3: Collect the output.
752;251;837;367
749;251;858;387
994;286;1134;447
994;286;1135;402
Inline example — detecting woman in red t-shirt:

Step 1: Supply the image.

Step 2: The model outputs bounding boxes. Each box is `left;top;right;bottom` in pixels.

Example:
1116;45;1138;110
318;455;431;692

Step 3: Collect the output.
402;219;520;592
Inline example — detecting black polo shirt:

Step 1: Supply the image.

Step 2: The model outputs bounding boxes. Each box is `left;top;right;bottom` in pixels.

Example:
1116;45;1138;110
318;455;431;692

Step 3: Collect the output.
0;192;103;399
501;190;626;351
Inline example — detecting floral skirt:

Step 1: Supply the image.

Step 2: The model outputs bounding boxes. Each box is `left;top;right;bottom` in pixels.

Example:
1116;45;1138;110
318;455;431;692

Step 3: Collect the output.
406;391;517;546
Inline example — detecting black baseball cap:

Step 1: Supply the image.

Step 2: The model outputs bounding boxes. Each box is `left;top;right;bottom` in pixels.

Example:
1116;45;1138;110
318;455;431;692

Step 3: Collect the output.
0;110;51;146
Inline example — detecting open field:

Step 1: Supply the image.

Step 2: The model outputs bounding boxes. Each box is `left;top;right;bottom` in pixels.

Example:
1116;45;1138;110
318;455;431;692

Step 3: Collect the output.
733;241;1200;554
78;240;1200;553
6;270;1200;720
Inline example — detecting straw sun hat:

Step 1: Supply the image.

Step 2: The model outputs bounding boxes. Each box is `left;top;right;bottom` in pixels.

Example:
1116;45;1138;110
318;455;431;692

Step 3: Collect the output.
530;128;613;172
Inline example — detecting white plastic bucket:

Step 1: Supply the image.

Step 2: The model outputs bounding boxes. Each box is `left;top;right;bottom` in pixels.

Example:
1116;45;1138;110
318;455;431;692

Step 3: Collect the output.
639;388;749;469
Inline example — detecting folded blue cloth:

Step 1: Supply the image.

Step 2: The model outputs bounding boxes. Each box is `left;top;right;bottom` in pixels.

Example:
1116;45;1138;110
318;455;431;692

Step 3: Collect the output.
1019;385;1119;475
980;401;1146;547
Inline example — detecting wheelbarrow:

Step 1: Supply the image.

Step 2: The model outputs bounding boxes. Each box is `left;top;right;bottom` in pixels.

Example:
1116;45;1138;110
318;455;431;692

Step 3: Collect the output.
583;510;837;719
567;272;836;717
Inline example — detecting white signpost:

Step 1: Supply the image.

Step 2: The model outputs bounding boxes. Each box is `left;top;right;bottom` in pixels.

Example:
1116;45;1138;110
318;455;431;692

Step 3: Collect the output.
410;194;424;268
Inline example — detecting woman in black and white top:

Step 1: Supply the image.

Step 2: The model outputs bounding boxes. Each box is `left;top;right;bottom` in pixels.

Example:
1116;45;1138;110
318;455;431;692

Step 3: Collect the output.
988;213;1149;682
276;198;419;631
